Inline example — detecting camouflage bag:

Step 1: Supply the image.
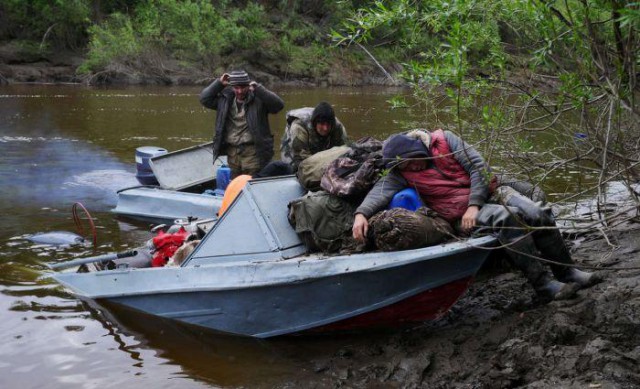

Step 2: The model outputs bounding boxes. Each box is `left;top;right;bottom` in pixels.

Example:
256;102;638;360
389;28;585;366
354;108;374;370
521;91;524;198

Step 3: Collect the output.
368;207;454;251
320;137;384;200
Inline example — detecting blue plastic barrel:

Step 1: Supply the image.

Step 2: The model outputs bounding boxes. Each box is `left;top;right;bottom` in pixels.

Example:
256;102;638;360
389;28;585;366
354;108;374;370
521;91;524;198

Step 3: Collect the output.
216;165;231;191
388;188;423;211
135;146;167;185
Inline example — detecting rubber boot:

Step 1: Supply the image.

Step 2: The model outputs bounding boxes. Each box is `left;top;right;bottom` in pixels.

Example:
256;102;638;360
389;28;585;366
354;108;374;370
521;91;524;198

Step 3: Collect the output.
504;236;579;302
534;229;602;288
495;175;547;204
533;274;581;302
499;187;553;227
503;192;603;290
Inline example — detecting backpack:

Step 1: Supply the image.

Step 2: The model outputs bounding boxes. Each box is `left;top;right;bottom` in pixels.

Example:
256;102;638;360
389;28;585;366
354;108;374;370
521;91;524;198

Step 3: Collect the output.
287;191;358;253
281;107;314;164
281;107;347;165
296;146;351;191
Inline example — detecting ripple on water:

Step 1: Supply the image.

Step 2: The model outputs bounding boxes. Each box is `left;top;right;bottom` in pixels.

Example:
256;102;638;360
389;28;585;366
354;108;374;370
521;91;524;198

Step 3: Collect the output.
0;136;78;143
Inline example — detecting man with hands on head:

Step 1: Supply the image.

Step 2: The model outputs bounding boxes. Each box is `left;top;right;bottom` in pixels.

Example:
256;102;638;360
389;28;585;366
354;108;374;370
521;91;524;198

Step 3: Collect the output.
200;70;284;178
353;129;601;302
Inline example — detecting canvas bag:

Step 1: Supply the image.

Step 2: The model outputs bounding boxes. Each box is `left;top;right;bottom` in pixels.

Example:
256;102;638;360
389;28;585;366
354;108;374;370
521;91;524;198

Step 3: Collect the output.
296;145;351;191
287;191;357;253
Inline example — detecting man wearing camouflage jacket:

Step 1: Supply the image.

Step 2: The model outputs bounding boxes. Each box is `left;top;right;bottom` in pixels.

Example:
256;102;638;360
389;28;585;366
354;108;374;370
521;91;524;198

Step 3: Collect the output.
281;102;348;172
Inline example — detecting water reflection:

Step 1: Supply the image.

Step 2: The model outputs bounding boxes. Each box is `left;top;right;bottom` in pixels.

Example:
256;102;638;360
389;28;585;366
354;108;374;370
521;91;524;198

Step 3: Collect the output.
88;301;300;387
87;299;393;388
0;135;137;212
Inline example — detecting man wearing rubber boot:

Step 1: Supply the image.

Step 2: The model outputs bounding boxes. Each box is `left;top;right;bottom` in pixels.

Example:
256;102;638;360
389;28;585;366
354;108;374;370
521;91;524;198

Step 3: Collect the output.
352;129;601;302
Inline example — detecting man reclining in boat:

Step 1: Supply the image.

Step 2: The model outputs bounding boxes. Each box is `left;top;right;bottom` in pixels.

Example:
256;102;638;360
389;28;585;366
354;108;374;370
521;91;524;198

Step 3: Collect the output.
352;129;602;302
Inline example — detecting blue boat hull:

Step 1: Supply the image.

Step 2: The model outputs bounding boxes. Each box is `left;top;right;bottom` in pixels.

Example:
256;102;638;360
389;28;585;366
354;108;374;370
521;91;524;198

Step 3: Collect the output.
87;241;492;338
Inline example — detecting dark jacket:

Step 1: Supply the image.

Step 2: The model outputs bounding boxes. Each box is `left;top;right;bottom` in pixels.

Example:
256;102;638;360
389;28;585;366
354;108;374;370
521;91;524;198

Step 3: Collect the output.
199;79;285;167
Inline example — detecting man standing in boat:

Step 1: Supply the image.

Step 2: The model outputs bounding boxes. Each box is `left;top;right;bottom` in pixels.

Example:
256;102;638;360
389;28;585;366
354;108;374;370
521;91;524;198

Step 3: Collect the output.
280;102;348;172
352;129;601;302
200;70;284;178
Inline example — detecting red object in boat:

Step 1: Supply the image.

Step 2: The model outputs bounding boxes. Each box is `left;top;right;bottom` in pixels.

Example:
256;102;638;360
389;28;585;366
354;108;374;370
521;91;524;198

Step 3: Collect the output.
150;227;190;267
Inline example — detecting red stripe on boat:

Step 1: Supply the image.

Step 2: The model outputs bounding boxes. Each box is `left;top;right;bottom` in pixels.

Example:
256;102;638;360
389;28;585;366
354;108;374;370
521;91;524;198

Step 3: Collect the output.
311;277;473;332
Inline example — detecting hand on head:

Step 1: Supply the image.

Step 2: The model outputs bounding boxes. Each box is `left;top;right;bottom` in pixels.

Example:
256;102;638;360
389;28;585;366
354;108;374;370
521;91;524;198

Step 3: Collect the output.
220;73;230;86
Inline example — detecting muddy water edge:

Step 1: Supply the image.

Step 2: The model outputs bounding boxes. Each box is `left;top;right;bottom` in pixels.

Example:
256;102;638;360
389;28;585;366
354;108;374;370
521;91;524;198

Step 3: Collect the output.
0;84;639;388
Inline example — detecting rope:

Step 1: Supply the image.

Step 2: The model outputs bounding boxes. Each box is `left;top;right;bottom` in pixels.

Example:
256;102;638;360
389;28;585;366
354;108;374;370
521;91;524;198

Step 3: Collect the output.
72;202;97;253
465;232;640;271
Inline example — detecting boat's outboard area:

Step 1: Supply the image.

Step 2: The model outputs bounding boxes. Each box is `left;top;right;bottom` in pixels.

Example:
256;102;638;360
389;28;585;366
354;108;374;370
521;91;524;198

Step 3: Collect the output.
113;144;228;223
184;176;307;266
149;142;224;191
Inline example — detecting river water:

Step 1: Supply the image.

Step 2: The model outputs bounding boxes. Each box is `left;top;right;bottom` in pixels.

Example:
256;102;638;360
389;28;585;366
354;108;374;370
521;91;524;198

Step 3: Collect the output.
0;84;443;388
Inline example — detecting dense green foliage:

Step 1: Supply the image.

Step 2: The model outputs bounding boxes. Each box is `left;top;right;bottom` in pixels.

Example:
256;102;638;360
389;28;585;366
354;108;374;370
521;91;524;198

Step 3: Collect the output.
0;0;91;52
82;0;358;78
0;0;357;78
335;0;639;209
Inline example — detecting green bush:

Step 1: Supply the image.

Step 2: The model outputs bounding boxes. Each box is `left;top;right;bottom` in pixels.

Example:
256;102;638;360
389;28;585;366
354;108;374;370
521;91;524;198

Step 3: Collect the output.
0;0;91;49
79;13;141;73
81;0;275;72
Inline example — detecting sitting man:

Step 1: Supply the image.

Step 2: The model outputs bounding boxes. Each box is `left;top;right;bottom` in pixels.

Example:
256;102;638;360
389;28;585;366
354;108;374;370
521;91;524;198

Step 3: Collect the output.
200;70;284;178
352;129;601;302
280;101;348;172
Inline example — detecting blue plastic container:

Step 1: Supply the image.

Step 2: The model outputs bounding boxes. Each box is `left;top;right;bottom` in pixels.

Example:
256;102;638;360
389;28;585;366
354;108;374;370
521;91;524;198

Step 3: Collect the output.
388;188;423;211
216;165;232;191
135;146;167;185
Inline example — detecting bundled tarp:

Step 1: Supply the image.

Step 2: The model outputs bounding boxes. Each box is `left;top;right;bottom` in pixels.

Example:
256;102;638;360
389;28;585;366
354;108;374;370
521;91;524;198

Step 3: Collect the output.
320;137;384;200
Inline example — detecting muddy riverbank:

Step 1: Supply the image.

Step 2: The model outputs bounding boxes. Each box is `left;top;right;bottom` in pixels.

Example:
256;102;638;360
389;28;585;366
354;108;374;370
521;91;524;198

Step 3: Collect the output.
284;220;640;388
0;41;398;87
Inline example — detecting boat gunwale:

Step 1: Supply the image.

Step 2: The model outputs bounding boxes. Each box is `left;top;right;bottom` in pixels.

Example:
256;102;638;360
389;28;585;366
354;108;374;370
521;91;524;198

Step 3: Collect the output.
50;235;497;299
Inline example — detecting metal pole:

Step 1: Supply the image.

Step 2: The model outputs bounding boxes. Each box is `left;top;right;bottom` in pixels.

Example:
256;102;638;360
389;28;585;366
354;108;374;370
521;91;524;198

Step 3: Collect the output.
47;250;138;271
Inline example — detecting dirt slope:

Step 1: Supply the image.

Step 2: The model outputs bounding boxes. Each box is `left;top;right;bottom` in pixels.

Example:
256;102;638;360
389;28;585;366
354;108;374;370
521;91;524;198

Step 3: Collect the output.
291;223;640;388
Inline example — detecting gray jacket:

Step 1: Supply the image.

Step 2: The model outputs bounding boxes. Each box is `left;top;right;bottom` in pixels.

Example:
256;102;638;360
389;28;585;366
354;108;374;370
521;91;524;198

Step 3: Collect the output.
199;79;284;166
356;130;492;217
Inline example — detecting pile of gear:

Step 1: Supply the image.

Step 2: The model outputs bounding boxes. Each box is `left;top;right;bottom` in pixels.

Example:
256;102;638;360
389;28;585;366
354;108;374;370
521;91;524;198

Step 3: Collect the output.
287;137;454;254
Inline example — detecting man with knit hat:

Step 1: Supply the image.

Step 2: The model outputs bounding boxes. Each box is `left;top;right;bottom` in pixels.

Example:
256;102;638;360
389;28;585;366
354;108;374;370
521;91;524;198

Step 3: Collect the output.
352;129;601;302
280;101;348;172
200;70;284;178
